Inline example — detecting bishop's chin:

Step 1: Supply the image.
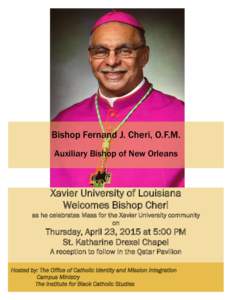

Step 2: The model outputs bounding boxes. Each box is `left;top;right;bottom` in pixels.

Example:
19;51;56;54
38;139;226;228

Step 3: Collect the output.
101;82;128;96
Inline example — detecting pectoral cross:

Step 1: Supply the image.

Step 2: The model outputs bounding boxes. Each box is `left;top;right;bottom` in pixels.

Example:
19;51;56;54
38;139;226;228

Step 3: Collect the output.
90;138;112;187
90;169;111;187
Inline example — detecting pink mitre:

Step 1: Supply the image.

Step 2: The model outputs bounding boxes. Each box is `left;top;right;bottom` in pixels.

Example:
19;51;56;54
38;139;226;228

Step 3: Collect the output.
91;10;145;33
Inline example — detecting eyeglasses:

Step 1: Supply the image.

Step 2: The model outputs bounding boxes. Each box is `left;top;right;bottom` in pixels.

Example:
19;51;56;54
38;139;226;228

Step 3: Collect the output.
88;45;146;59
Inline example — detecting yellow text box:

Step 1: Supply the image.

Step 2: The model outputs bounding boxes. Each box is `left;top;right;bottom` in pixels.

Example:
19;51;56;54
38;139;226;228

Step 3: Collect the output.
9;188;223;263
8;262;223;291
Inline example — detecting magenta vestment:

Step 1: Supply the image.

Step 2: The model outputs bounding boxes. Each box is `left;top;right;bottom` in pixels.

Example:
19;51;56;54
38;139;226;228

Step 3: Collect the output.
51;80;184;187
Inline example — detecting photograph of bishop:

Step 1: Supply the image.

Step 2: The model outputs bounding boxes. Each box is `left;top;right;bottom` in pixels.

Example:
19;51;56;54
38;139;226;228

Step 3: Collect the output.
51;9;184;187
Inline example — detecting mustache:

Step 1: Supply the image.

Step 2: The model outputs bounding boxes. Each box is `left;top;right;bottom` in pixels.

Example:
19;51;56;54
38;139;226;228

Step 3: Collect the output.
100;68;127;73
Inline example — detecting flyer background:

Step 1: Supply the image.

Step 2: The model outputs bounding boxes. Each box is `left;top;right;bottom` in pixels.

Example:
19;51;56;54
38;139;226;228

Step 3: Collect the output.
1;0;230;299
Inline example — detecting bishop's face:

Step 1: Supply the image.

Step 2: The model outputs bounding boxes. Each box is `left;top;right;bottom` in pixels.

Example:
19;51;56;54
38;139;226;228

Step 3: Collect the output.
88;22;149;97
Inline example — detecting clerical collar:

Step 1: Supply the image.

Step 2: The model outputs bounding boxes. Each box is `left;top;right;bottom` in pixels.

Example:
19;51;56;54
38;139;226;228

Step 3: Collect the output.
99;78;145;107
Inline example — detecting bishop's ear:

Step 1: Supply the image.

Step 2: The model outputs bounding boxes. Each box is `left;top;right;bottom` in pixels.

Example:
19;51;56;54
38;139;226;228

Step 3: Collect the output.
139;46;150;68
143;46;150;66
88;50;92;65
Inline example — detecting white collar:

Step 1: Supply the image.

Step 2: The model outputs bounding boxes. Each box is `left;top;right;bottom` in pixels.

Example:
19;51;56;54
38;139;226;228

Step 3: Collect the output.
99;78;145;107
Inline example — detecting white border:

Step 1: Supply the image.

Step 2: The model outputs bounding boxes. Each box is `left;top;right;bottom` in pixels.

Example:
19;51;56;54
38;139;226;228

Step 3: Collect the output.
1;0;230;299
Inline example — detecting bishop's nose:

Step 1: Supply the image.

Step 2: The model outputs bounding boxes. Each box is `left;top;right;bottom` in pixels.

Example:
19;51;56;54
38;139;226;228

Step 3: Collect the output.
104;50;121;66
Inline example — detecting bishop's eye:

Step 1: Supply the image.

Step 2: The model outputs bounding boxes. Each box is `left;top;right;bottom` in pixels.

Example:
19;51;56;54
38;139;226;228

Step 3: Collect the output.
92;48;108;58
118;47;133;56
